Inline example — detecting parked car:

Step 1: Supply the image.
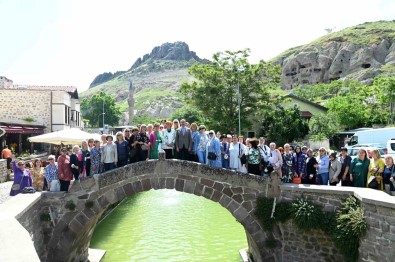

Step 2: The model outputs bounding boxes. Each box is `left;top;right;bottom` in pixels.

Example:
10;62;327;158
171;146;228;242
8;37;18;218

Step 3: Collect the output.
347;145;386;160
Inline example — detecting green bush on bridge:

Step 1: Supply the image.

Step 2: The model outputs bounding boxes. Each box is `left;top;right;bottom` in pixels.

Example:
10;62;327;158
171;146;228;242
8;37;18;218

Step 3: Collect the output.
255;195;367;262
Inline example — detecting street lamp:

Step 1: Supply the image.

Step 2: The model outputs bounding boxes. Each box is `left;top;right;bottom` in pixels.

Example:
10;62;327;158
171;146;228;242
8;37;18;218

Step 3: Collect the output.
237;72;241;136
237;66;244;136
98;113;105;128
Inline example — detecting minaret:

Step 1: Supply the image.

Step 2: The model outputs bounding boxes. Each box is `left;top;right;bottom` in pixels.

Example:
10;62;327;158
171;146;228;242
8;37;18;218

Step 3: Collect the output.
127;79;135;125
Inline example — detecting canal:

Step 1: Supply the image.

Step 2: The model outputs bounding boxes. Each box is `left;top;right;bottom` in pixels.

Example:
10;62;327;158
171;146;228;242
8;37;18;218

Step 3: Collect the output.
90;189;247;261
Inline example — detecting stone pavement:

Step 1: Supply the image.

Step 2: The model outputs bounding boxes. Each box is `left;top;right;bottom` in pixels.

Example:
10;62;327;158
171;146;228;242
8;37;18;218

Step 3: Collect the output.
0;181;12;205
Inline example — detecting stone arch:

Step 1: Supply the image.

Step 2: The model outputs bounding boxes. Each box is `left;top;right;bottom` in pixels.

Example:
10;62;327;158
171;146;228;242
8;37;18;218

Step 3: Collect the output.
43;159;279;262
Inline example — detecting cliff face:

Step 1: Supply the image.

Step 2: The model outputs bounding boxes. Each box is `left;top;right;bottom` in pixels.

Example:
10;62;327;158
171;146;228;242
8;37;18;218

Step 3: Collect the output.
89;42;206;88
130;41;205;69
82;42;204;123
273;21;395;89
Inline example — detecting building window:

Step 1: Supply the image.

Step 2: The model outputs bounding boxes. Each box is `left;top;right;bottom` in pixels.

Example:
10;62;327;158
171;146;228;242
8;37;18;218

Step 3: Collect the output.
65;105;70;125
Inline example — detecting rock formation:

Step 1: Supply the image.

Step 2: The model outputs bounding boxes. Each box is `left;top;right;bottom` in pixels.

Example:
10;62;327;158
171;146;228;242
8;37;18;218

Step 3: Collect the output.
130;41;206;69
273;21;395;89
275;38;395;89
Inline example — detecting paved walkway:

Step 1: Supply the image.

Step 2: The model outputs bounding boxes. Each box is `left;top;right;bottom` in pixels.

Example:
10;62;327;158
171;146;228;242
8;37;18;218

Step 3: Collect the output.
0;181;13;205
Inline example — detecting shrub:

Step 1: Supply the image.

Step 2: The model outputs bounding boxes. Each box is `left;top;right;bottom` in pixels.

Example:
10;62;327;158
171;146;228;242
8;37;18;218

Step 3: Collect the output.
291;198;322;231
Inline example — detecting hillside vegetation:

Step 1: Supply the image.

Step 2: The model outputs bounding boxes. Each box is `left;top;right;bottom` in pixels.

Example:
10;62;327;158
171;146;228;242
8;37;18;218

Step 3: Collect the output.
272;20;395;61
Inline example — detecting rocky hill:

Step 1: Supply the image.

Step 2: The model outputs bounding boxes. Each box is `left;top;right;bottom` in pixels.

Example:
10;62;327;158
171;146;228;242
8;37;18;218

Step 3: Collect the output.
273;20;395;89
81;42;208;123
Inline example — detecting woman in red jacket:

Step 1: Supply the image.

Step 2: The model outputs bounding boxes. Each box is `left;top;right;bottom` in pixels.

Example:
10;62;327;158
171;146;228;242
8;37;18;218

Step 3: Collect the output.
57;147;73;192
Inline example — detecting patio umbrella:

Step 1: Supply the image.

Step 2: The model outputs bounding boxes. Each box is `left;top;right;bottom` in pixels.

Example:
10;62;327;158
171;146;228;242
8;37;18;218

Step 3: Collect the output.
28;128;101;145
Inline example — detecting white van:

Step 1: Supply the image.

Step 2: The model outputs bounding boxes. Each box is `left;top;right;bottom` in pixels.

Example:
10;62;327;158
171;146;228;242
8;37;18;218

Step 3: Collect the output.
347;127;395;148
387;139;395;157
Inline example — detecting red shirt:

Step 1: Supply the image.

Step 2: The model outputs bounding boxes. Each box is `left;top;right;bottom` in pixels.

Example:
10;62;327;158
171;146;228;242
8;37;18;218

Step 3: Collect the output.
57;155;73;181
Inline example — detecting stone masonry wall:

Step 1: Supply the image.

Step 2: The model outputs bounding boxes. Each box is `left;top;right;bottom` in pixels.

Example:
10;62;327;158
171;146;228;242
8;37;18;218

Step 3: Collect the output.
0;89;51;130
277;221;343;262
359;200;395;262
280;184;395;262
0;159;7;182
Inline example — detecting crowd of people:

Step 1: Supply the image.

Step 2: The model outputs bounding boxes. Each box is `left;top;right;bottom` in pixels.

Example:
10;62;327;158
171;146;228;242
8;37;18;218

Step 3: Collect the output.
7;118;395;195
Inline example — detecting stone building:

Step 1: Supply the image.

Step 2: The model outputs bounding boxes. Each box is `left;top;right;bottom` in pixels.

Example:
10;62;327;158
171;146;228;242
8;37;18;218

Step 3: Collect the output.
0;76;82;154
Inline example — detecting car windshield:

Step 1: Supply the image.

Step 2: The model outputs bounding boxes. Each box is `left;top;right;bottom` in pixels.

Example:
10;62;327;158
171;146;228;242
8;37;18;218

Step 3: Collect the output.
378;148;386;155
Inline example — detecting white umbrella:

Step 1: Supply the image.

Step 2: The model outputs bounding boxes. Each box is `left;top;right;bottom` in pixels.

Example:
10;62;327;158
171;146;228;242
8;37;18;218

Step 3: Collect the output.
28;128;101;145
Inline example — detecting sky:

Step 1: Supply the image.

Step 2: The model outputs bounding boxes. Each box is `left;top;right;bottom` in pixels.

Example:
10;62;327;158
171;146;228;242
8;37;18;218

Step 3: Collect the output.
1;0;394;92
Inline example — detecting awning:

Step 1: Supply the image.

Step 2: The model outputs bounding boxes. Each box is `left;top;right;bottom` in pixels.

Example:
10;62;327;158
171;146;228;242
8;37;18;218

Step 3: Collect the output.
0;124;45;134
28;128;101;145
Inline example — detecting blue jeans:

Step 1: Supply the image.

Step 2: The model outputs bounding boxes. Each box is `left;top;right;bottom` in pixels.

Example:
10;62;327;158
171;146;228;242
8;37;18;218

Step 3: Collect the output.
197;150;206;164
319;172;329;185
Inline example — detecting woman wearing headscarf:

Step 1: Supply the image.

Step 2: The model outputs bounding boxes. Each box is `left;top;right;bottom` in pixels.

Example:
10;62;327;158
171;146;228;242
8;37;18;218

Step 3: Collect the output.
293;145;307;181
328;152;342;186
207;130;222;168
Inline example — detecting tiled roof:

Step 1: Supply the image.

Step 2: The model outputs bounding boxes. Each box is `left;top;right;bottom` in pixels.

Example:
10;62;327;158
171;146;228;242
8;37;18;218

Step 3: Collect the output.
14;85;77;93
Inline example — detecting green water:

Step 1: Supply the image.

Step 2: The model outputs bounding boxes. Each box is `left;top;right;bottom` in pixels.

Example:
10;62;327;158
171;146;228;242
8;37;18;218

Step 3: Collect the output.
90;189;247;262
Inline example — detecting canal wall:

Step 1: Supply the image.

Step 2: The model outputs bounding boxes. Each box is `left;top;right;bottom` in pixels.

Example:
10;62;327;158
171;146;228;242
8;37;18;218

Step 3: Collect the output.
1;155;395;262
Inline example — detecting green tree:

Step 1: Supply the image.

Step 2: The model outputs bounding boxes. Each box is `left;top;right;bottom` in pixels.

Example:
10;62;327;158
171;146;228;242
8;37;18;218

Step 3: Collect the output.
261;105;309;146
81;92;121;127
374;75;395;125
309;112;340;139
171;105;207;125
326;95;367;129
180;49;281;134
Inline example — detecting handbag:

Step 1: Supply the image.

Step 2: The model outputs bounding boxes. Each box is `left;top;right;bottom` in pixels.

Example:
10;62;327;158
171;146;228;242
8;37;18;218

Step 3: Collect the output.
368;171;381;189
208;152;217;160
22;187;35;194
239;144;247;165
50;179;60;192
292;177;302;184
141;144;150;151
11;175;25;191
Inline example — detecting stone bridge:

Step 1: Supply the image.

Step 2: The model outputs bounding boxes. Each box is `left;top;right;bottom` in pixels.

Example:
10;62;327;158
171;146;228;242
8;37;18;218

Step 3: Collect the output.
1;153;395;262
6;153;280;262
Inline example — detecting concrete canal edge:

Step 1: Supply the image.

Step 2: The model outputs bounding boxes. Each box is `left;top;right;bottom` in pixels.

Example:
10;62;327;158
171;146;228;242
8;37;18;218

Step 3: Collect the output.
88;248;106;262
